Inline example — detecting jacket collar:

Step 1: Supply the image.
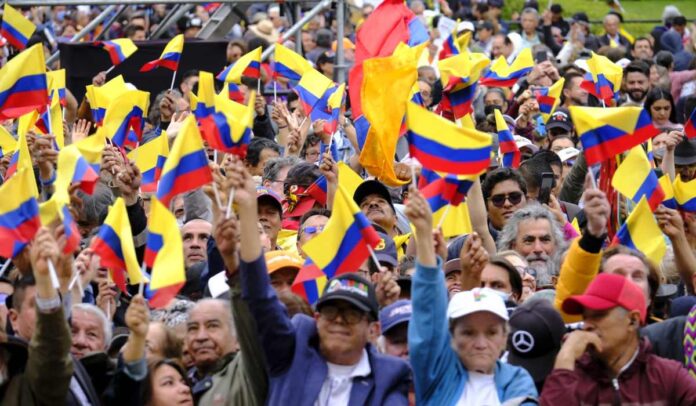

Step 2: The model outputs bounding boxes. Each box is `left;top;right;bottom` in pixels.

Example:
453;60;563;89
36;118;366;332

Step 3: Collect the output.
577;337;651;382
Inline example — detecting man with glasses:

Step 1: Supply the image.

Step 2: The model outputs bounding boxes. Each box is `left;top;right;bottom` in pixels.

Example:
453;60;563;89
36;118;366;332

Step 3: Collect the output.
296;208;331;257
481;168;529;242
234;161;411;405
262;157;300;197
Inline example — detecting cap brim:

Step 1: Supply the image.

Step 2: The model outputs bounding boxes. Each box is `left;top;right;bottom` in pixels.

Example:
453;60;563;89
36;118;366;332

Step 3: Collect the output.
449;307;509;322
507;348;559;384
546;123;572;132
675;157;696;166
562;295;618;316
354;181;395;211
376;253;398;268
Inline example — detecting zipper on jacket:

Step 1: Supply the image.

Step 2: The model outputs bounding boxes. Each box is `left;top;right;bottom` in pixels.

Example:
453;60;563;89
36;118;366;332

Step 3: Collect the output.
611;378;620;406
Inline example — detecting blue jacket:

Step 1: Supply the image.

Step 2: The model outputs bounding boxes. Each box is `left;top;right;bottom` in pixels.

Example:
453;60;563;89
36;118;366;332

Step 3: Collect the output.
240;255;411;406
408;260;538;405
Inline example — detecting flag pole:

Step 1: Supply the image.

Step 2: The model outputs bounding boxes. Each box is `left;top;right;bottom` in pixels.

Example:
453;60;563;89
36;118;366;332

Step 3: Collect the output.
47;259;60;289
105;65;116;75
169;70;178;91
138;263;146;296
273;81;277;104
225;187;235;219
367;245;383;272
437;205;451;230
0;258;11;279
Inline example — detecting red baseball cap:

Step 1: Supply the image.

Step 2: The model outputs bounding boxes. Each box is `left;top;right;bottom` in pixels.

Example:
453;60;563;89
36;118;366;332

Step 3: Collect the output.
562;273;647;324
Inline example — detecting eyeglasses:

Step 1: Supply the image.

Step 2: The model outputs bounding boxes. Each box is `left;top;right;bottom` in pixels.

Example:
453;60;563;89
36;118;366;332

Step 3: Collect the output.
489;192;524;208
301;225;325;235
515;266;536;278
319;304;366;325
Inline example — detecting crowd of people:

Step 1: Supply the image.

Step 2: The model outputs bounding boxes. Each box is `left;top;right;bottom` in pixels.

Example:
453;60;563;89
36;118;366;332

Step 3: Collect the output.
2;0;696;405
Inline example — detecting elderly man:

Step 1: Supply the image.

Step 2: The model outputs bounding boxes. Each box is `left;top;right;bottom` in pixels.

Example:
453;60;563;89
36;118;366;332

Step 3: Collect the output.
230;160;410;405
262;157;300;197
599;13;631;50
354;180;400;238
70;304;112;360
182;219;212;268
541;273;696;404
497;203;566;289
519;8;542;49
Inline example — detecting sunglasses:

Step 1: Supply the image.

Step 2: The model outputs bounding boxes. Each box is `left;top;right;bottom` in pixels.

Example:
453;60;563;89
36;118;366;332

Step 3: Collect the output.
319;304;366;325
515;266;537;278
489;192;524;208
302;225;325;235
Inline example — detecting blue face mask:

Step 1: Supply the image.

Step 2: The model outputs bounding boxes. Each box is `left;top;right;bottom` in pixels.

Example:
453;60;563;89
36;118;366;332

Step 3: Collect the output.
492;289;511;302
55;11;66;22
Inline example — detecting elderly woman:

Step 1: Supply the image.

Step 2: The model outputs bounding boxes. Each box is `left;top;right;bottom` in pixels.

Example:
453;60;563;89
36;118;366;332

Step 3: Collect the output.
405;186;537;405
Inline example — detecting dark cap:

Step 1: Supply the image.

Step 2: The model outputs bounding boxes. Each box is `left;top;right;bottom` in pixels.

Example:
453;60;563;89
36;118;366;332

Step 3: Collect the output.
506;299;565;384
316;273;379;320
379;299;412;335
571;12;589;25
477;21;494;31
523;0;539;10
550;4;563;13
256;186;283;214
675;138;696;166
374;225;398;268
353;180;395;212
488;0;504;8
546;108;573;133
444;258;462;275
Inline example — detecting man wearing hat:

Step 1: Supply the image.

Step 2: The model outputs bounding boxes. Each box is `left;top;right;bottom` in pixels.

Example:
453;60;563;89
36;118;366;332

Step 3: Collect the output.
675;138;696;182
507;300;565;392
546;108;575;142
379;300;412;360
265;250;303;294
541;274;696;404
236;164;410;405
256;186;283;249
354;180;400;239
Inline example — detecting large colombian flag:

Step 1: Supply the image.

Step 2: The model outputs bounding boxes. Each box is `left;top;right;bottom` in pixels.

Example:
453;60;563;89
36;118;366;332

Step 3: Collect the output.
406;102;492;175
611;146;664;211
438;51;490;119
156;115;212;207
0;3;36;51
91;197;146;285
145;198;185;308
102;89;150;148
140;34;184;72
479;48;533;87
612;197;666;266
0;168;40;259
0;44;49;120
292;184;381;304
570;106;659;166
216;47;262;83
295;68;335;117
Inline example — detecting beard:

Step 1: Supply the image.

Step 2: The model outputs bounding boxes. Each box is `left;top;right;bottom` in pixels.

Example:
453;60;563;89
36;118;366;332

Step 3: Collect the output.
526;252;559;287
629;89;647;102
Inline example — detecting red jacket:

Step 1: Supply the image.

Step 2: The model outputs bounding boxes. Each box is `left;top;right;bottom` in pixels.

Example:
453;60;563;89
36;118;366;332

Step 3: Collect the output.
540;338;696;405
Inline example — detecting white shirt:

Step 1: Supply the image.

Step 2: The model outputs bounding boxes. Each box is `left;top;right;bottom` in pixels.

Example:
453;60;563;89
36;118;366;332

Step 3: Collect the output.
315;349;371;406
455;371;501;406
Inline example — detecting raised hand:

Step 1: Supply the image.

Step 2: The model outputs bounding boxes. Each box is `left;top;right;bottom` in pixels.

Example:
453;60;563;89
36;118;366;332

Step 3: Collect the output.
372;269;401;307
114;161;142;206
581;173;610;238
71;119;91;143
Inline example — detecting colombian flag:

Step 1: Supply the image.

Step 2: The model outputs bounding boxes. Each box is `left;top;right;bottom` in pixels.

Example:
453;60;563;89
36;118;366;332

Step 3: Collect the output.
535;78;565;123
54;143;100;196
102;89;150;148
292;258;328;305
0;126;16;158
61;205;81;254
140;34;184;72
216;47;262;83
480;48;533;87
227;83;244;103
5;131;33;191
207;92;254;156
612;197;666;265
685;108;696;139
0;168;40;259
46;69;67;106
438;30;471;61
85;75;129;125
659;175;677;210
570;106;659;166
101;38;138;66
91;197;146;284
324;83;345;135
306;175;328;206
34;91;64;149
145;198;185;308
495;109;520;168
673;175;696;212
273;43;312;82
0;44;49;120
611;146;664;211
419;168;474;213
295;68;335;116
0;4;36;51
580;52;623;102
438;52;490;119
301;184;381;280
156;115;212;207
75;130;106;174
127;132;169;193
406;102;492;175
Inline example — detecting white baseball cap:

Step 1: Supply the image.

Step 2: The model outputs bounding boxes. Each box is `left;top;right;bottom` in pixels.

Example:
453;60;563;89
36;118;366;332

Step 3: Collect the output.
556;147;580;163
447;288;509;321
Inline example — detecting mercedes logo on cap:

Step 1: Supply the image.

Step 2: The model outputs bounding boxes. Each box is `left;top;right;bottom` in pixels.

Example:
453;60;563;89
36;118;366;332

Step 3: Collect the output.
511;330;535;353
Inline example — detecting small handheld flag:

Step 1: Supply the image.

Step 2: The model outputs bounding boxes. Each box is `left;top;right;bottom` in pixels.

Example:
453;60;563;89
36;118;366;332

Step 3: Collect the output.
0;44;49;120
0;168;40;259
612;197;666;265
611;146;664;211
1;3;36;51
101;39;138;67
494;109;520;168
534;78;565;123
480;48;533;87
216;47;262;83
140;34;184;72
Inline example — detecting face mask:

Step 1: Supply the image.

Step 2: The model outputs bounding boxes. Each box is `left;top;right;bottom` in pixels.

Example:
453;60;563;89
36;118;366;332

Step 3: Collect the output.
55;11;66;22
176;216;184;228
492;289;511;302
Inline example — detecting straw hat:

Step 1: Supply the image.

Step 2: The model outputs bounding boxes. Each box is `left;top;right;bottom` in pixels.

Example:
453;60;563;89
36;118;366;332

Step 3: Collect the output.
249;19;280;43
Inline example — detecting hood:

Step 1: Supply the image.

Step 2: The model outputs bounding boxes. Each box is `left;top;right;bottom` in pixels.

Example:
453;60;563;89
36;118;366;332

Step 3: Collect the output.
660;31;683;53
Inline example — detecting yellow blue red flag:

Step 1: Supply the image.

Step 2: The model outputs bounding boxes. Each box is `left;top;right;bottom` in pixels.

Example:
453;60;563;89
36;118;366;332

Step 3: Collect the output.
0;44;48;119
1;4;36;50
611;196;666;265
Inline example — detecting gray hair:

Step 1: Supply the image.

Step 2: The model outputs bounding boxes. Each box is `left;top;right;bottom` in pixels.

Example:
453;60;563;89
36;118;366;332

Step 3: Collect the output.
521;7;539;19
662;5;682;25
262;156;301;182
496;203;566;285
72;303;113;349
78;182;113;225
603;13;620;24
188;298;236;338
